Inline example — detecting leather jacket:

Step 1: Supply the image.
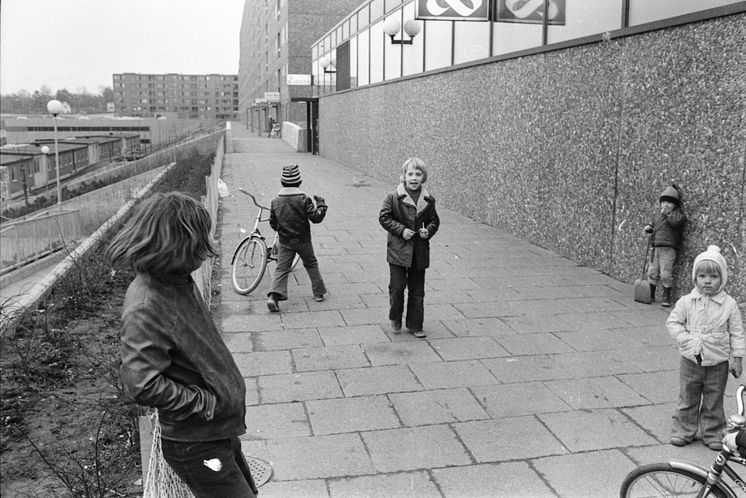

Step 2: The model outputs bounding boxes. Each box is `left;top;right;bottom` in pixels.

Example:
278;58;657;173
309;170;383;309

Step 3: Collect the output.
379;183;440;269
269;187;327;244
120;272;246;442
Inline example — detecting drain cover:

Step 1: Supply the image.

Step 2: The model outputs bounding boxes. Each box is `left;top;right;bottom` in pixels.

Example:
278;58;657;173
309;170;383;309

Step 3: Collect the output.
245;455;273;487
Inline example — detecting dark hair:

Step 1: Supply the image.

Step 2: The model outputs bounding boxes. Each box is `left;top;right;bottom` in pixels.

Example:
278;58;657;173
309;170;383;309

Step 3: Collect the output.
107;192;217;274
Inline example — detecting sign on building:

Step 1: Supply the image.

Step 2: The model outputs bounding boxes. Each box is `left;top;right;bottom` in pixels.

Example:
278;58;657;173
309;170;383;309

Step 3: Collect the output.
287;74;312;86
263;92;281;102
416;0;489;21
495;0;565;25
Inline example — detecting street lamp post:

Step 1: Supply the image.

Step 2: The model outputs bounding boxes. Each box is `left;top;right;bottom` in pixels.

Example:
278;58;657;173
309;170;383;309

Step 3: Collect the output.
40;145;51;192
47;99;64;208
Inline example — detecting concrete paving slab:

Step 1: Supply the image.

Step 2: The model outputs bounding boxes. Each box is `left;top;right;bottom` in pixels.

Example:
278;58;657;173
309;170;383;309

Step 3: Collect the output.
258;480;329;498
429;336;511;361
317;324;389;346
617;370;679;403
362;425;472;472
496;332;577;355
432;462;555;498
234;351;293;377
471;382;574;418
362;341;442;365
267;434;374;480
244;402;311;440
532;449;638;498
545;376;649;409
481;355;575;383
306;395;400;435
408;359;499;389
253;328;323;351
258;370;343;403
336;365;423;396
440;317;516;337
539;408;658;452
453;417;568;462
388;388;490;425
329;471;440;498
292;344;370;372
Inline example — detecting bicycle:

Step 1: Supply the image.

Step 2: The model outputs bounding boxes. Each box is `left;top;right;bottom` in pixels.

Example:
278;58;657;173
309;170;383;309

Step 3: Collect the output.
231;188;299;295
620;384;746;498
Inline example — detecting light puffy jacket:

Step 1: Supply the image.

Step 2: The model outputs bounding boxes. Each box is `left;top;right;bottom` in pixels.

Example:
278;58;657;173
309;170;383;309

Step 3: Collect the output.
666;288;745;366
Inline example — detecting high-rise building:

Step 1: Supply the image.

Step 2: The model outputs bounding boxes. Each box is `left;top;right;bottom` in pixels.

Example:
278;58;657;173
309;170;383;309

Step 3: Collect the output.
112;73;239;121
238;0;362;135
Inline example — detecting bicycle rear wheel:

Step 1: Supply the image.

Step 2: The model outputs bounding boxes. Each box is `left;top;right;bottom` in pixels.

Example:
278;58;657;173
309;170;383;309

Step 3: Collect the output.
231;237;268;295
620;463;728;497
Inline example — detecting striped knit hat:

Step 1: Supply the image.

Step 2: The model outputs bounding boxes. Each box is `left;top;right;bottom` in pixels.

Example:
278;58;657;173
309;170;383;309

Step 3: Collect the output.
281;164;301;185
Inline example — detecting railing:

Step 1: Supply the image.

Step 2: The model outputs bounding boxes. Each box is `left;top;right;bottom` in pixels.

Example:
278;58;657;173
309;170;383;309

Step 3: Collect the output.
0;209;82;274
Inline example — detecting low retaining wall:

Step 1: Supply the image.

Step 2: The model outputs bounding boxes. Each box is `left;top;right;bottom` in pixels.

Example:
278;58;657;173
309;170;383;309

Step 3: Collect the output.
282;121;308;152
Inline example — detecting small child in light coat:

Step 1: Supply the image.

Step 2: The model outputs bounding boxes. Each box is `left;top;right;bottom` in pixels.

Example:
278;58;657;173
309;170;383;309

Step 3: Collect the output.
667;245;744;450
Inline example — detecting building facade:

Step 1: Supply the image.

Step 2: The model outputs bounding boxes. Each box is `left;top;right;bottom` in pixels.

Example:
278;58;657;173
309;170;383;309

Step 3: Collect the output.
112;73;239;121
238;0;362;136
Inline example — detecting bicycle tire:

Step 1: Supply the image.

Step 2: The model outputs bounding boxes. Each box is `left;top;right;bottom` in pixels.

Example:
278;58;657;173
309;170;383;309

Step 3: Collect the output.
620;462;729;498
231;237;268;295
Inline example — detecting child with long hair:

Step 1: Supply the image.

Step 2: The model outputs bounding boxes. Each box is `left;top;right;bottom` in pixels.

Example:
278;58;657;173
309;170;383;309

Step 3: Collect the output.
107;192;257;498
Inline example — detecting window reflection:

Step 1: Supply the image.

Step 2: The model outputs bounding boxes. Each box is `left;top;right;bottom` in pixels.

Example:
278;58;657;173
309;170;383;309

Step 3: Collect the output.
548;0;620;43
454;20;490;64
370;20;384;83
425;20;453;71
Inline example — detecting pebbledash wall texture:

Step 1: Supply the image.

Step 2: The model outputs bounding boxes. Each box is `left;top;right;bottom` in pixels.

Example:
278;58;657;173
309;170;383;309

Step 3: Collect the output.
317;13;745;310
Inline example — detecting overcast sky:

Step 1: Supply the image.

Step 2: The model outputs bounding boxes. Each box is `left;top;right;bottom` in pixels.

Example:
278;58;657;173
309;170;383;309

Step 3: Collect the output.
0;0;245;95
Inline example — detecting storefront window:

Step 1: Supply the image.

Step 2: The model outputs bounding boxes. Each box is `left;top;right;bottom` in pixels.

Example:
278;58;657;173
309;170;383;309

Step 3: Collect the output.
350;36;358;87
425;20;453;71
358;30;370;86
384;13;402;80
454;20;490;64
402;2;423;76
492;22;542;56
548;0;620;43
370;21;384;84
629;0;740;25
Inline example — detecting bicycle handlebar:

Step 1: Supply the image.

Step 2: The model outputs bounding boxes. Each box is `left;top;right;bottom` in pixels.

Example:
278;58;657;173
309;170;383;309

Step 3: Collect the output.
738;385;745;416
238;188;270;211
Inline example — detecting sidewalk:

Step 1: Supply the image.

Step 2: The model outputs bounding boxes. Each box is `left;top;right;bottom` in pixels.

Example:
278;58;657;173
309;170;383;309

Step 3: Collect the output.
218;127;729;497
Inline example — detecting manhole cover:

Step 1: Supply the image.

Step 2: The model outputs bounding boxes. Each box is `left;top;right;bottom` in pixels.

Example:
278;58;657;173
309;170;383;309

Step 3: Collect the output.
245;455;273;487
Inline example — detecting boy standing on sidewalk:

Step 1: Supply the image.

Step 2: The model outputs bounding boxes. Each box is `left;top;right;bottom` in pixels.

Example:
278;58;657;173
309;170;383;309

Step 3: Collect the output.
267;164;328;312
643;184;686;306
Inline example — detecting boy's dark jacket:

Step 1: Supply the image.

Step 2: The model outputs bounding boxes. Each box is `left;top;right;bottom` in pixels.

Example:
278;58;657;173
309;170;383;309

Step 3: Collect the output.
649;207;686;248
120;272;246;442
270;187;327;243
379;183;440;269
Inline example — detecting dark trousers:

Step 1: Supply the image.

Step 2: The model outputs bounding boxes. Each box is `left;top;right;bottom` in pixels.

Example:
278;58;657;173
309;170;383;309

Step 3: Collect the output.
388;263;426;331
162;436;257;498
672;357;729;443
268;239;326;299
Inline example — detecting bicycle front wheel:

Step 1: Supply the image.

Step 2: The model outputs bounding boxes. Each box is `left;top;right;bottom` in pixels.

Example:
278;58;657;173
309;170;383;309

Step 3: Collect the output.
231;237;268;295
620;463;729;498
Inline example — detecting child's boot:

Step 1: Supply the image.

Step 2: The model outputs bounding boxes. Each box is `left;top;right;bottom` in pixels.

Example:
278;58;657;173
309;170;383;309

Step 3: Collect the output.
649;284;656;302
661;287;672;307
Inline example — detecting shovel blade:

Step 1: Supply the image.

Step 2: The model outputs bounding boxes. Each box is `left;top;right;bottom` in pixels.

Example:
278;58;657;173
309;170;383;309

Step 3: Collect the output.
633;278;652;304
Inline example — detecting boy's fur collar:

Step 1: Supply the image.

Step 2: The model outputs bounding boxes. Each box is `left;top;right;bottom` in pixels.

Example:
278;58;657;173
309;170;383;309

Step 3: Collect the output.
396;183;431;214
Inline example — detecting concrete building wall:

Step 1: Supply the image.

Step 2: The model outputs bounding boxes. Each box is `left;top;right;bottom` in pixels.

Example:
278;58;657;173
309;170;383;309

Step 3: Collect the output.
317;14;746;307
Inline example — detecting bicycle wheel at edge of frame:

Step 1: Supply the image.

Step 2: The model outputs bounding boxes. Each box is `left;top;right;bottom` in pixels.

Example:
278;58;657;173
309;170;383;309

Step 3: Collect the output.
619;462;731;498
231;236;268;295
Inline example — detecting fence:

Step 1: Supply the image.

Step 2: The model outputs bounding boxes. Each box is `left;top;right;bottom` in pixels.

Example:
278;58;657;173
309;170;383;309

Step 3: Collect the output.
0;209;82;274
